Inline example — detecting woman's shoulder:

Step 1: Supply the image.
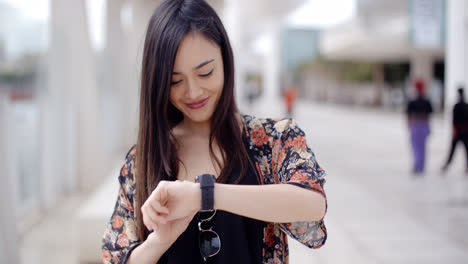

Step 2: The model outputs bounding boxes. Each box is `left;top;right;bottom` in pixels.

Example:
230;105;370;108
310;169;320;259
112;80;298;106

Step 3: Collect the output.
241;114;298;137
118;145;137;194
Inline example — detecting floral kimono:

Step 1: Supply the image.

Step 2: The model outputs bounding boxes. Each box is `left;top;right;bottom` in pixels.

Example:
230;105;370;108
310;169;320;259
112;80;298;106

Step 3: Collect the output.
102;115;327;263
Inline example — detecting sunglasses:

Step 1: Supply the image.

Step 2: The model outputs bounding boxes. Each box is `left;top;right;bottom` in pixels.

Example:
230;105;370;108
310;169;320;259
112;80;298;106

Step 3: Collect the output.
197;210;221;262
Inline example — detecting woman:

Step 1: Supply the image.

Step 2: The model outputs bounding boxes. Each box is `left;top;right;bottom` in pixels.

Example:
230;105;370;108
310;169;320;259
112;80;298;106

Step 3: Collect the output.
102;0;327;263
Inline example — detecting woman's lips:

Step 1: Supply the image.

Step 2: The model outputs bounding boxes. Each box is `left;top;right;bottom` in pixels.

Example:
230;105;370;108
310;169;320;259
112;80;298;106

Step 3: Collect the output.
185;97;210;109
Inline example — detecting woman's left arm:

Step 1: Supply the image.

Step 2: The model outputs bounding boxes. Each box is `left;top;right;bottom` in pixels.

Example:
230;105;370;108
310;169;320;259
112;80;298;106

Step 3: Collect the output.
212;182;326;222
149;119;327;248
214;118;326;222
154;119;326;223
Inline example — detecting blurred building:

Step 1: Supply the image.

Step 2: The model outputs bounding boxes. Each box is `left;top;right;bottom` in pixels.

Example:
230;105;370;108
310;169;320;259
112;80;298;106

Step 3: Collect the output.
315;0;446;110
312;0;467;114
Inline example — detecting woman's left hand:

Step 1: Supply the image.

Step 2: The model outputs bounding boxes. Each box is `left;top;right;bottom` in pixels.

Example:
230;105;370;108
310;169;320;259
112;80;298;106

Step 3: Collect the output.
148;180;201;223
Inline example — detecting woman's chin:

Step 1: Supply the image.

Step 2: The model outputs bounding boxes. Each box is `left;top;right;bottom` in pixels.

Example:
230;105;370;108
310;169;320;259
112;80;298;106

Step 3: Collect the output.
184;111;213;124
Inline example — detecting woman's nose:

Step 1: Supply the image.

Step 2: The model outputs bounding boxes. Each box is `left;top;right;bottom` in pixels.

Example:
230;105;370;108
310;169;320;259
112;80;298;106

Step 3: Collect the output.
184;78;203;99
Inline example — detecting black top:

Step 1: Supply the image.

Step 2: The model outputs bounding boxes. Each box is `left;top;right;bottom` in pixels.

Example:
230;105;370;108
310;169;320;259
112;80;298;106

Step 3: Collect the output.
453;100;468;134
406;96;433;121
158;134;266;264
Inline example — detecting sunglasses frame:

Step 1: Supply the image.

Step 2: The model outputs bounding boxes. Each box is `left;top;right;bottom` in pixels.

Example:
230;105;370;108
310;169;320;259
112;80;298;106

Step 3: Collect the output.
198;210;221;261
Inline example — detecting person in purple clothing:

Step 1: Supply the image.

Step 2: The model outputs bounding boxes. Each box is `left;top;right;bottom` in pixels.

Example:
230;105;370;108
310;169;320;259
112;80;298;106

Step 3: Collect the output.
406;79;433;174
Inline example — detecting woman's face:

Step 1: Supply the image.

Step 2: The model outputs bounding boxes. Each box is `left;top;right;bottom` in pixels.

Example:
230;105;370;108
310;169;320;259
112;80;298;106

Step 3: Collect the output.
170;32;224;124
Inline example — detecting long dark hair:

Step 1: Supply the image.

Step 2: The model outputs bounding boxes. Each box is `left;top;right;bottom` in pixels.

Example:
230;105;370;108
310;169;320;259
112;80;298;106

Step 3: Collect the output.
136;0;251;240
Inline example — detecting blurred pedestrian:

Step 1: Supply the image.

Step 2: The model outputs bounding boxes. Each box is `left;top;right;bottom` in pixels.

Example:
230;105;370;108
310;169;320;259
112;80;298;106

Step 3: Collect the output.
245;80;259;108
406;79;433;175
283;85;298;117
442;86;468;174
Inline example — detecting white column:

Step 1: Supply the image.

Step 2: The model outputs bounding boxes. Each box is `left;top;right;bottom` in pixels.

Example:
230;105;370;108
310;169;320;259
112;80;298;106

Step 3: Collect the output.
120;0;161;150
445;0;467;116
103;0;134;156
410;52;433;86
46;0;106;195
42;0;73;208
262;22;281;102
0;96;19;264
223;0;246;109
409;51;433;102
103;0;124;154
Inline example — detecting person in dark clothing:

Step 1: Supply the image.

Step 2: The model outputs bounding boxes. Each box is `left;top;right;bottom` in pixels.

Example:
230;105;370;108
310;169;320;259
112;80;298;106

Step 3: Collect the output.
442;86;468;173
406;79;433;174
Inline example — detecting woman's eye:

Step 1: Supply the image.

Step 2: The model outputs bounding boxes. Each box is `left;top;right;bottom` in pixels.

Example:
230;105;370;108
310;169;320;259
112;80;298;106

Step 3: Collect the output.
199;68;214;77
171;80;182;85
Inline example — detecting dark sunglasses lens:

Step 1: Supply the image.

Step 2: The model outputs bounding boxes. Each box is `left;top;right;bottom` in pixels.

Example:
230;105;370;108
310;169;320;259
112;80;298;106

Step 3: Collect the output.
199;231;220;258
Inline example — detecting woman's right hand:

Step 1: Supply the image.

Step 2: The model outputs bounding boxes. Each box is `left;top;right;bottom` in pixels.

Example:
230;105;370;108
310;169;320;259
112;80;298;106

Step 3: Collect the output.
145;211;196;246
128;211;196;264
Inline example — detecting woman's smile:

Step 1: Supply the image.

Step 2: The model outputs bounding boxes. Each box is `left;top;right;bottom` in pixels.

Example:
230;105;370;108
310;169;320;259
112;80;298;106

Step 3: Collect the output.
185;97;210;109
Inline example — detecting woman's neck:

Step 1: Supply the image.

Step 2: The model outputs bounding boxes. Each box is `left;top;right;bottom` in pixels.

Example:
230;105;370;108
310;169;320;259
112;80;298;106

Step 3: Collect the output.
179;119;211;137
175;113;243;137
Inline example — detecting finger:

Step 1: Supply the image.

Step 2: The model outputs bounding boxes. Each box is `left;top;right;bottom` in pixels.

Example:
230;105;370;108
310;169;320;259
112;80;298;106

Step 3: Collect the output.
149;185;170;214
142;214;154;231
142;207;158;231
142;204;166;229
150;183;169;211
149;198;170;214
145;203;169;224
155;183;169;206
149;203;170;223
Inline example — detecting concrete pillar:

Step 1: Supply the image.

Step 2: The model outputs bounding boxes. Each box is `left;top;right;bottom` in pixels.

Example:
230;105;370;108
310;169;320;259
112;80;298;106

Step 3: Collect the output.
46;0;106;196
118;0;161;150
262;22;282;101
223;0;247;109
373;64;385;106
42;0;74;207
103;0;134;156
0;96;20;264
445;0;467;116
410;51;433;97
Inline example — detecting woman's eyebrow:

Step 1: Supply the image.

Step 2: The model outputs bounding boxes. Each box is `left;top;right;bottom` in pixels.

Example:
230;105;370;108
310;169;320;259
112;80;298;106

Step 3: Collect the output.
172;59;215;75
194;59;214;70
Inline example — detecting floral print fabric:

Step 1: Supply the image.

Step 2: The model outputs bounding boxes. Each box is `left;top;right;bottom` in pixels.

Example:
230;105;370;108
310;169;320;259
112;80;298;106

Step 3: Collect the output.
102;115;327;264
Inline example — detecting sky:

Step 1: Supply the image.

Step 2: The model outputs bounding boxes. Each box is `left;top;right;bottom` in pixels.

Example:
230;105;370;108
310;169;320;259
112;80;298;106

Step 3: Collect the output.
286;0;356;28
253;0;356;56
0;0;49;21
0;0;106;54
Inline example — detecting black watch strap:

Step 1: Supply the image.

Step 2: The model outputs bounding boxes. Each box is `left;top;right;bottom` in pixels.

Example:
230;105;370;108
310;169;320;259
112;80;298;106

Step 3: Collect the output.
195;174;216;211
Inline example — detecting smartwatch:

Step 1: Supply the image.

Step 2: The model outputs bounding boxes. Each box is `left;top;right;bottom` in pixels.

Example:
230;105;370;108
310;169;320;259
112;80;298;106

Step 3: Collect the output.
195;174;216;212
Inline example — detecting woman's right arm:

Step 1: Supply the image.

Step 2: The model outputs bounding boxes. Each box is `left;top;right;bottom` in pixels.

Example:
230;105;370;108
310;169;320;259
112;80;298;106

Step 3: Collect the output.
102;183;152;264
102;186;171;264
127;233;171;264
102;146;194;264
102;147;169;264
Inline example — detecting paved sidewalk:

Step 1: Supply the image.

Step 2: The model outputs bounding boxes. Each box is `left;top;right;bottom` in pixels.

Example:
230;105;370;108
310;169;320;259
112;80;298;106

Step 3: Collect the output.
20;99;468;263
248;99;468;264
